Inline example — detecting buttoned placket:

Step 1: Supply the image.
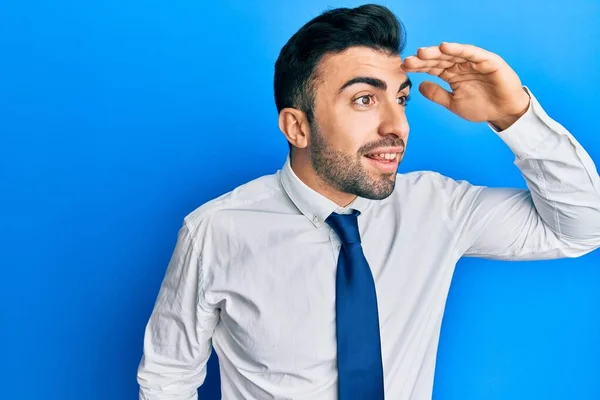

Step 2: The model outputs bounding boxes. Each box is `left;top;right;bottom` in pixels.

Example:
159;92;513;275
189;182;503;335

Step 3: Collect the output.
329;228;342;255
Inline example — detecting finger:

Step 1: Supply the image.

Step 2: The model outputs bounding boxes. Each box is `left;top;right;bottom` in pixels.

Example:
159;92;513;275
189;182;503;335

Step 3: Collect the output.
406;63;470;83
414;46;469;64
419;81;452;110
439;71;487;84
439;42;502;74
437;63;470;81
438;42;494;63
402;56;455;70
427;67;445;77
402;66;446;78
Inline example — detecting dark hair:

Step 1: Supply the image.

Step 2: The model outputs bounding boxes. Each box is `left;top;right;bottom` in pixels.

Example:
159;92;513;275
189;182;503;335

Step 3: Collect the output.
273;4;407;149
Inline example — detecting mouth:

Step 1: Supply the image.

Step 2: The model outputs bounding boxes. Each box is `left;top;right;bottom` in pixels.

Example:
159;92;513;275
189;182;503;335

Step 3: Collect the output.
363;149;403;173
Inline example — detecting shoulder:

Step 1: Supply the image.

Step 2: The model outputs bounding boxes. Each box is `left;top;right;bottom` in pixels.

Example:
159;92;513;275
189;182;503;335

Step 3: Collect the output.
395;169;483;197
184;172;280;223
179;171;295;243
390;170;485;219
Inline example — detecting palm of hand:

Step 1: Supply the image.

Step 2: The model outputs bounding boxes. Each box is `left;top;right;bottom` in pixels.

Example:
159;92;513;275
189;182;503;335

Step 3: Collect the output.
402;42;530;125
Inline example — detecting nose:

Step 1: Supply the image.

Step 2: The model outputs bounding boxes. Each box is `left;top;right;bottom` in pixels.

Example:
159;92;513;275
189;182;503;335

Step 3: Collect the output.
378;99;409;142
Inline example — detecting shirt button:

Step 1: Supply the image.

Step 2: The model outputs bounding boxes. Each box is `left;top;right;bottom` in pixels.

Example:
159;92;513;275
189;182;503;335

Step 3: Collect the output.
313;215;319;222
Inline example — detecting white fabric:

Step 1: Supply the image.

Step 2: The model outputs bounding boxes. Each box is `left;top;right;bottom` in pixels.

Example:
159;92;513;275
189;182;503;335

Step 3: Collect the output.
138;87;600;399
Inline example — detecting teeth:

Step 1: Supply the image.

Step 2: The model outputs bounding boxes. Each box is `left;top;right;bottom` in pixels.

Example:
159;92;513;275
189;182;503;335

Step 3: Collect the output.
368;152;398;160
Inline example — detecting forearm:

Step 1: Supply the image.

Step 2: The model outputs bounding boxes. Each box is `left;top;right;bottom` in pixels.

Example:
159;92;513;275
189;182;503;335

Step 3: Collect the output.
493;86;600;244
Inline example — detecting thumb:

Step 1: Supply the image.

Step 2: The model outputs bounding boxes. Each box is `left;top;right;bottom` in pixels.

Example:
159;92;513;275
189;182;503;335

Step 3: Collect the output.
419;81;452;110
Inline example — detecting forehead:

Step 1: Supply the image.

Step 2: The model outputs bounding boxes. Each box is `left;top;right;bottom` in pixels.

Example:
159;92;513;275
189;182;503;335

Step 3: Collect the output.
316;46;405;91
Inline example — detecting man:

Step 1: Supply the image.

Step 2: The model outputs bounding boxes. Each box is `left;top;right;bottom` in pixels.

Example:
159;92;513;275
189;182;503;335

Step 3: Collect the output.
137;4;600;400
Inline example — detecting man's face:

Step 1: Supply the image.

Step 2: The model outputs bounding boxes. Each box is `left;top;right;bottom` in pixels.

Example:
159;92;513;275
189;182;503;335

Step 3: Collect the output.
307;46;411;200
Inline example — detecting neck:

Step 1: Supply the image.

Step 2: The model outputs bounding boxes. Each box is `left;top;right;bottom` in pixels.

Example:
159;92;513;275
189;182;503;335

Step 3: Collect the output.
290;151;357;208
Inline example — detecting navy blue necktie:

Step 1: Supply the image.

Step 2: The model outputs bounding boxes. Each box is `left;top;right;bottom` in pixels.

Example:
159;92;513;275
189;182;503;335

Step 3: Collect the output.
325;210;385;399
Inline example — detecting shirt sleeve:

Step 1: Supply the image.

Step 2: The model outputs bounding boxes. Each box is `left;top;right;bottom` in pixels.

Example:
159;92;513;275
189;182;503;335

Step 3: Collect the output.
137;221;219;399
451;86;600;260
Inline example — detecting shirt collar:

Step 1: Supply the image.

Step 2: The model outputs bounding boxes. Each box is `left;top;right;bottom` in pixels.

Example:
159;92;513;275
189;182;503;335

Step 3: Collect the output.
278;154;371;227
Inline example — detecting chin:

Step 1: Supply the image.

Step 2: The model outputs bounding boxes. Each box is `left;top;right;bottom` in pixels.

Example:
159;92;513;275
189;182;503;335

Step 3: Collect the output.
354;176;397;200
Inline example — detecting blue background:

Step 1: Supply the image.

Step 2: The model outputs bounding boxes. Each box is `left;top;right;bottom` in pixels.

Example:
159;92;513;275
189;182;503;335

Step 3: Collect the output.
1;1;599;399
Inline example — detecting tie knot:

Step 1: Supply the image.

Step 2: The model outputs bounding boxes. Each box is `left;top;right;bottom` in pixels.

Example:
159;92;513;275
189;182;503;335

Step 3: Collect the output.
325;210;362;244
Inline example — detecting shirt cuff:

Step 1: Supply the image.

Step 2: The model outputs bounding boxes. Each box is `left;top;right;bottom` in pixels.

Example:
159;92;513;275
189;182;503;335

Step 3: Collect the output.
487;86;565;159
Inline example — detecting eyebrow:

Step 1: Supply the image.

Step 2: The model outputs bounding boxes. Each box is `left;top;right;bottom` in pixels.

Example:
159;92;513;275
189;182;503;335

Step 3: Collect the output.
338;76;412;94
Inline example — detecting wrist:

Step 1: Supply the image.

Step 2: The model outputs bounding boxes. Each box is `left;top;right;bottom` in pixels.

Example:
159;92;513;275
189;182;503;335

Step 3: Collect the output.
489;88;531;131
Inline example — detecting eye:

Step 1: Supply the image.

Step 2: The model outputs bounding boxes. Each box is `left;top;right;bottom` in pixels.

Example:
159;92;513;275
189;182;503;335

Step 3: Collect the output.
397;94;412;106
353;94;376;107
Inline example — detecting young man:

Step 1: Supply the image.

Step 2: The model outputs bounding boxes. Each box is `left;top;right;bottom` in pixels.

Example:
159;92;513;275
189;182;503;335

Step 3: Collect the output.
138;4;600;400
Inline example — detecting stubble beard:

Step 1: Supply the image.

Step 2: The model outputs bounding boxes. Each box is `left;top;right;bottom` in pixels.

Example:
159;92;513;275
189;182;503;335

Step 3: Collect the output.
308;121;399;201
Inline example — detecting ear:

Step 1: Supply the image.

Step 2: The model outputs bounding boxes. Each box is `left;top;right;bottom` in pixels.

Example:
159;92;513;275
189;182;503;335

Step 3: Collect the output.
278;107;310;150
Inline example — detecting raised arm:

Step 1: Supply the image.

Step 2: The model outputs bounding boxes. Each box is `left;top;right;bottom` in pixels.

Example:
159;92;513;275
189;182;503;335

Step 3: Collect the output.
402;42;600;259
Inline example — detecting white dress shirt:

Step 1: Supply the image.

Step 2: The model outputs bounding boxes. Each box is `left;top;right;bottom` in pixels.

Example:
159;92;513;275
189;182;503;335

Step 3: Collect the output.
137;87;600;400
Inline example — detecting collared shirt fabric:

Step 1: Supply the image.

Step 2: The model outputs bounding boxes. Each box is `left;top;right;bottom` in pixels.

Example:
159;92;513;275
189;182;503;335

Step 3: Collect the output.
137;87;600;400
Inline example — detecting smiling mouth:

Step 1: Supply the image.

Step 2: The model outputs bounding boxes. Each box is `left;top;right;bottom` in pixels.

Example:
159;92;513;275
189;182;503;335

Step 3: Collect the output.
364;152;400;162
364;152;402;173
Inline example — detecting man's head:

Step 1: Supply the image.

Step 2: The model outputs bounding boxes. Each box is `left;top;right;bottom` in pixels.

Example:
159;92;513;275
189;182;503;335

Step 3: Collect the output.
274;4;411;204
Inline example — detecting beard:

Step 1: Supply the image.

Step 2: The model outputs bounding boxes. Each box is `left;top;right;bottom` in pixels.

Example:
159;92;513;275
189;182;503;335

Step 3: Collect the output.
308;120;403;200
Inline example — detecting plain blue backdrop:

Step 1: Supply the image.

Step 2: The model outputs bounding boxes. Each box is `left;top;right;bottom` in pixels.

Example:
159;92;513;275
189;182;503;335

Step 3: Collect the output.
1;0;599;399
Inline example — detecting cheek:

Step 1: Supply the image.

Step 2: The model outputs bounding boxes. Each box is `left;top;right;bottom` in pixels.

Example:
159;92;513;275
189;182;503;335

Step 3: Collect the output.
329;105;379;152
328;120;364;155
